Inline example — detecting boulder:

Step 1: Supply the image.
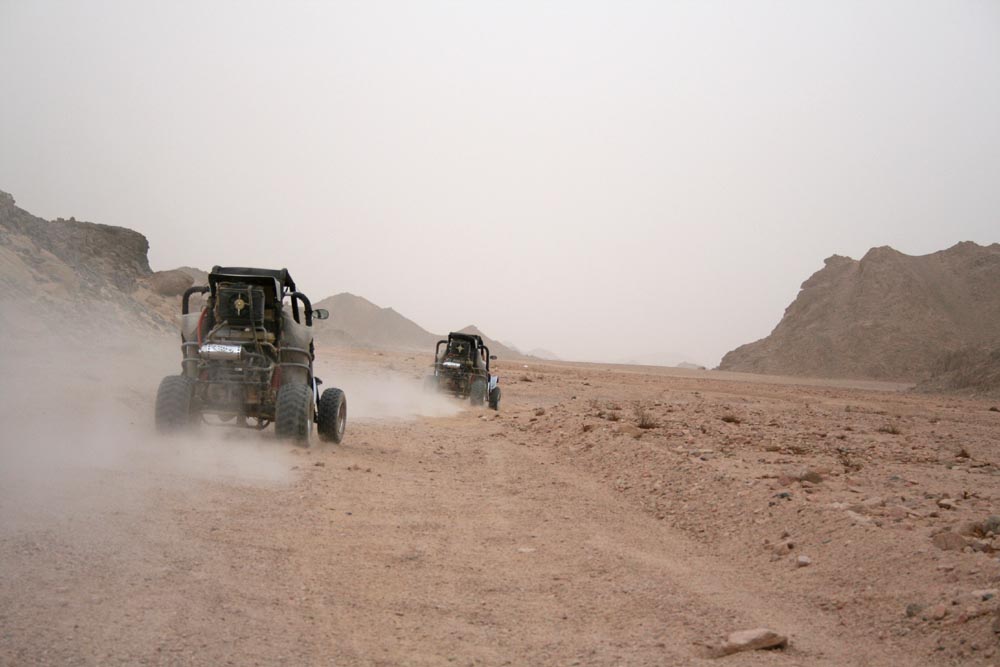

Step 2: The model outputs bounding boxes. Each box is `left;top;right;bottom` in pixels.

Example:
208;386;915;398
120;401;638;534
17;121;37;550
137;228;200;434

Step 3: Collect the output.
149;269;194;297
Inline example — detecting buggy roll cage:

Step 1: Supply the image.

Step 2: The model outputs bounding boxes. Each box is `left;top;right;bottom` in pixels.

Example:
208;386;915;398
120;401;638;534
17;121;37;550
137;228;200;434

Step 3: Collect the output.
436;334;492;373
181;266;316;326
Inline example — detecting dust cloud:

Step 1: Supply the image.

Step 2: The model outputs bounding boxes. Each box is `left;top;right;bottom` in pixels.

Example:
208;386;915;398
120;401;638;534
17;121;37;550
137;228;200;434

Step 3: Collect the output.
326;369;465;421
0;316;295;534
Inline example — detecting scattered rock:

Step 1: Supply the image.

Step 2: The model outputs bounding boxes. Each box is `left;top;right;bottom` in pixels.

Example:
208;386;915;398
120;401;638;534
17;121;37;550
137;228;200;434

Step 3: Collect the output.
938;498;958;510
922;604;948;621
845;510;874;526
886;506;909;521
973;589;999;601
714;628;788;656
799;469;824;484
796;555;812;567
771;539;795;556
932;531;968;551
906;603;925;618
615;423;643;439
534;407;546;416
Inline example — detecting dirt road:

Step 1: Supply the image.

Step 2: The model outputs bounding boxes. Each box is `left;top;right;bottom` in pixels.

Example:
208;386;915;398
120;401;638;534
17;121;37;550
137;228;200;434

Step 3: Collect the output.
3;345;1000;666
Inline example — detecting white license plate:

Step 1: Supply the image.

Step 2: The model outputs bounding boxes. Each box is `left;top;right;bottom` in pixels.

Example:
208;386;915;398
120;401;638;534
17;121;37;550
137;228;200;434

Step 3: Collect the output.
200;343;242;356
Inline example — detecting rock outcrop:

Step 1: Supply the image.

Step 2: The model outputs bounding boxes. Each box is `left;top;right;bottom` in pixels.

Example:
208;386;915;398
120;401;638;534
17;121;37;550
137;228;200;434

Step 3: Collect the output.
719;242;1000;381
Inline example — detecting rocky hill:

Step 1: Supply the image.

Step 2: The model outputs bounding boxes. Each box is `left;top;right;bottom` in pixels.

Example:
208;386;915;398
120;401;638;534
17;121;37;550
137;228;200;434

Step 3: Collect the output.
0;190;526;358
718;242;1000;382
0;189;188;334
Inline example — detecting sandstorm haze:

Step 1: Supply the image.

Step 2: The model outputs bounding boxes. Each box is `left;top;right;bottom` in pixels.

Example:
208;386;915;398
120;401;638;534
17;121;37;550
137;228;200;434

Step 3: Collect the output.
1;1;998;365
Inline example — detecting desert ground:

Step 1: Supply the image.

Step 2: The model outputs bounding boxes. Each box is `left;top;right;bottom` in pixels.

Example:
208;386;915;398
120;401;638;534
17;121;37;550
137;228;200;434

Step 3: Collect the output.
3;340;1000;666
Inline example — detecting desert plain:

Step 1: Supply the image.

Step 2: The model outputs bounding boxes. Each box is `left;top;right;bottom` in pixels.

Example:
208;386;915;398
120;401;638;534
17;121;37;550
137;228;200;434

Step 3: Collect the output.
3;339;1000;667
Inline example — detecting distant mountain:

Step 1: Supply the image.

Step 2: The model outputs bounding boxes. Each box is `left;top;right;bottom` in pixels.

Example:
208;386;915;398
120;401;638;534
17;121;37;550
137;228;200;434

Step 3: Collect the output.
308;294;527;359
455;325;522;360
719;242;1000;381
311;293;439;350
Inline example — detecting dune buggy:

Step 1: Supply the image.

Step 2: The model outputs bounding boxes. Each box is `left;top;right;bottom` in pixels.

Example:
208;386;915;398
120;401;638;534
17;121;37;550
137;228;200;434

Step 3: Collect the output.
154;266;346;444
425;332;500;410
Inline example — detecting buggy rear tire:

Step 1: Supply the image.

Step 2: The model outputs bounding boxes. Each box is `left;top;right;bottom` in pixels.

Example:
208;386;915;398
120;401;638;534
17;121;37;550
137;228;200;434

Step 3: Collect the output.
275;383;314;444
488;386;501;411
470;378;487;406
155;375;195;433
317;387;347;444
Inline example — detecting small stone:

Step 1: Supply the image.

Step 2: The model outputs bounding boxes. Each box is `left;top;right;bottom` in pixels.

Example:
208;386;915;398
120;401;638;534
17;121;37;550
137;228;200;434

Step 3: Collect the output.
932;531;968;551
886;506;908;521
922;604;948;621
973;589;999;601
938;498;958;510
771;539;795;555
799;469;824;484
845;510;874;526
717;628;788;656
796;555;812;567
905;603;925;618
862;496;885;509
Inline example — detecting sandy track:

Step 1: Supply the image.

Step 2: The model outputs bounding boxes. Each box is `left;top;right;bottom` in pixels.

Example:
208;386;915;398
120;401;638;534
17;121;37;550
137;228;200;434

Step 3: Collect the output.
3;346;999;665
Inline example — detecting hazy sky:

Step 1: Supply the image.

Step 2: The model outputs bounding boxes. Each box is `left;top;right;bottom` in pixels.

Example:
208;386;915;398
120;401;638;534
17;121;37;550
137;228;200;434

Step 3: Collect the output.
2;1;998;365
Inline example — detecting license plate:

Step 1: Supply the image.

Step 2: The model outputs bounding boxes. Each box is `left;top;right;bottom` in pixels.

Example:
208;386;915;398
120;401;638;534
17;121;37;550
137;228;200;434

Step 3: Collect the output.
200;343;242;357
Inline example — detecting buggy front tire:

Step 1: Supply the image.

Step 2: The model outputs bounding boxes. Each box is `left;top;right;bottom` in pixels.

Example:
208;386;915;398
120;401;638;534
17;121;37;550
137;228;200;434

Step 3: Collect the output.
317;387;347;444
155;375;195;433
275;383;314;444
488;386;501;411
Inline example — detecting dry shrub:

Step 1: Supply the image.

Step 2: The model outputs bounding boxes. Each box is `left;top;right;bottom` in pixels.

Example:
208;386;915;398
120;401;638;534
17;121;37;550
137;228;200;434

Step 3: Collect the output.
877;424;901;435
632;402;659;429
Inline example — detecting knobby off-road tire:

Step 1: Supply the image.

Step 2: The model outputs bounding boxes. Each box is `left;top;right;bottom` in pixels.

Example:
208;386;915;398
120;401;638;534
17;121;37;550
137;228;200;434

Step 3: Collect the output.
317;387;347;444
470;378;487;406
155;375;195;433
488;386;501;411
275;383;314;444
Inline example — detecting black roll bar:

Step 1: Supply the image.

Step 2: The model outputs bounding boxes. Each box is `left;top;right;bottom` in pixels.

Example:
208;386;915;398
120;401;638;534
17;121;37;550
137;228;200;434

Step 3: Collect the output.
182;285;210;315
290;292;313;326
